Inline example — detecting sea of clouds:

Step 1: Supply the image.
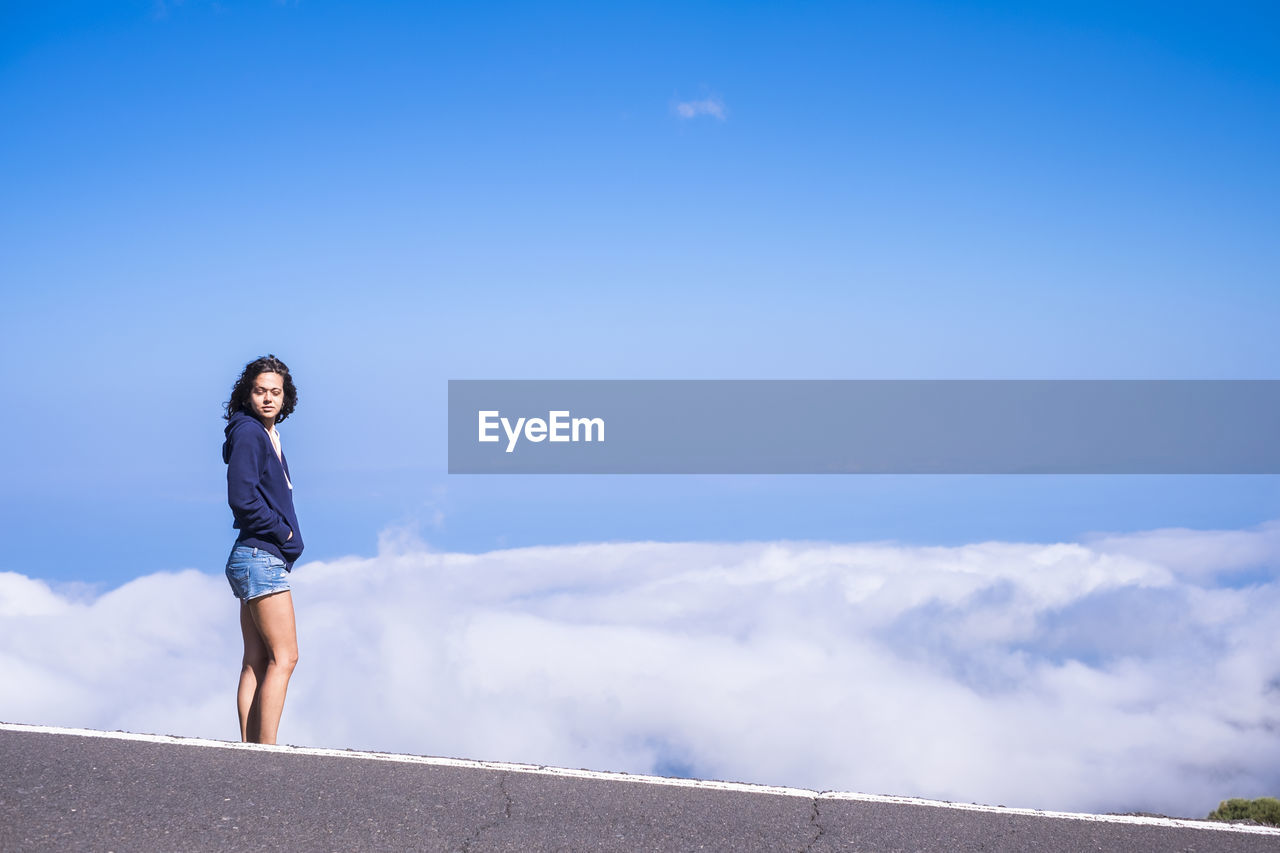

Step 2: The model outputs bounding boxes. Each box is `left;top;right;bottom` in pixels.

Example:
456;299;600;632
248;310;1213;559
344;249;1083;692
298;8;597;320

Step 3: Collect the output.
2;522;1278;818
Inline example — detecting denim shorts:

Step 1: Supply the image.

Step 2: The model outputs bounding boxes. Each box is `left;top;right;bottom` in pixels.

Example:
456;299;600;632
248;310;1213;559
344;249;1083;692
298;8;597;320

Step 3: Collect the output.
225;544;291;601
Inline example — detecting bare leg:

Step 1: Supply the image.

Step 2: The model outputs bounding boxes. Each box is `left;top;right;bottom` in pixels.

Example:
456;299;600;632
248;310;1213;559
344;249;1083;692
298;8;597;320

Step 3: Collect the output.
246;589;299;745
236;600;269;741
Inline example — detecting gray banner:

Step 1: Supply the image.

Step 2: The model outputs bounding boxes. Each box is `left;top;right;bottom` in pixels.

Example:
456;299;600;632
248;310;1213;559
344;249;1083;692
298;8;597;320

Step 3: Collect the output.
447;380;1280;474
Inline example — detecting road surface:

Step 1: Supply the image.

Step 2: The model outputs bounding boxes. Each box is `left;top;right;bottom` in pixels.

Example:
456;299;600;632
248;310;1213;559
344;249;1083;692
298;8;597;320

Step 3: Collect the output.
3;723;1277;851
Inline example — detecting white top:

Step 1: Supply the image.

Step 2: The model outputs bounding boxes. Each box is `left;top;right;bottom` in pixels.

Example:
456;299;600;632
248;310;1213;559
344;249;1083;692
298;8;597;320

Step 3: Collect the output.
265;424;293;490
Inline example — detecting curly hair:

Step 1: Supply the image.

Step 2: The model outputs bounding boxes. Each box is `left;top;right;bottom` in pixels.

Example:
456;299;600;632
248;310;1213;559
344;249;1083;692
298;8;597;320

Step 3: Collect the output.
224;354;299;423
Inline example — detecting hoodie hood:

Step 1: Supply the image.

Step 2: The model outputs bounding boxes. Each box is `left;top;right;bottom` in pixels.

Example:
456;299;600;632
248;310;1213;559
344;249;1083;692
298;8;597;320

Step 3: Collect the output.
223;411;261;464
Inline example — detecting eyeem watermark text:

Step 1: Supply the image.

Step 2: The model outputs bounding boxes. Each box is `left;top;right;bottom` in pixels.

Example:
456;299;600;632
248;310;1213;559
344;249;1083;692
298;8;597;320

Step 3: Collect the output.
478;410;606;453
450;380;1280;473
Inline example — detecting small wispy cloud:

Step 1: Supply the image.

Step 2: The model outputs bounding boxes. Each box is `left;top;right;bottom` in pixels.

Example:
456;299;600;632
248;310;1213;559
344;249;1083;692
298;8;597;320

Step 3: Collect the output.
150;0;178;19
673;97;727;121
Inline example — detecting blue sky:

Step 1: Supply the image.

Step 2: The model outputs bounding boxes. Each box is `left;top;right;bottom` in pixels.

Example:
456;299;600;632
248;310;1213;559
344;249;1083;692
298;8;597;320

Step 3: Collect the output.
3;0;1279;587
4;1;1280;816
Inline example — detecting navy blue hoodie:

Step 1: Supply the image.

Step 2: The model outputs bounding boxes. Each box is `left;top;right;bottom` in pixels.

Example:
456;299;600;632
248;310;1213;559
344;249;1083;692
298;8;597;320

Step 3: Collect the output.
222;411;304;569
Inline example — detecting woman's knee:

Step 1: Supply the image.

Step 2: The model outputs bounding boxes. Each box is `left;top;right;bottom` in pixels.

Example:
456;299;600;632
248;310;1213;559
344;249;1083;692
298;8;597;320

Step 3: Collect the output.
270;645;299;671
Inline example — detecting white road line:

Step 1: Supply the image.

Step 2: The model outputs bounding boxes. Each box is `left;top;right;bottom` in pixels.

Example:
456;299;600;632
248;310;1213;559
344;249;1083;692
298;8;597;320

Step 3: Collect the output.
3;721;1277;836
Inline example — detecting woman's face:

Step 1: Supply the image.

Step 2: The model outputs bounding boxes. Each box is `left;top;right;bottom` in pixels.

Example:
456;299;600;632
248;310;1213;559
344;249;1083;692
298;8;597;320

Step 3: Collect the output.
248;371;285;425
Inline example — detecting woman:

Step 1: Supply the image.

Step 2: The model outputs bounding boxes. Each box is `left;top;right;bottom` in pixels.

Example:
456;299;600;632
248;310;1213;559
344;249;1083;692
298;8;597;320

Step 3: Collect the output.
222;354;305;745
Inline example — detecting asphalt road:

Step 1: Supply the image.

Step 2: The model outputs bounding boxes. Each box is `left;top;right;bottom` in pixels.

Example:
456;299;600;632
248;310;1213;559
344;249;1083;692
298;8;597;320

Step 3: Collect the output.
2;724;1277;852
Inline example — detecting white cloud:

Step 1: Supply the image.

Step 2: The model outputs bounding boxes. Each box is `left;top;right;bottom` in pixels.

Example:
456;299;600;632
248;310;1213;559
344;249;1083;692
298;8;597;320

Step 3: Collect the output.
673;97;727;121
2;524;1279;818
1082;520;1280;581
